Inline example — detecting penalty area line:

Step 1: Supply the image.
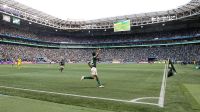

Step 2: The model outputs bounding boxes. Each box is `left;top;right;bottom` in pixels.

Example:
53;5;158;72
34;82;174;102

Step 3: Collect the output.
0;85;160;107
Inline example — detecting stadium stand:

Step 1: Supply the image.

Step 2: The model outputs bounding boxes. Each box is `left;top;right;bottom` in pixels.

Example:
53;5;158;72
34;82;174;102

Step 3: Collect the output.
0;0;200;64
1;1;200;111
0;44;200;63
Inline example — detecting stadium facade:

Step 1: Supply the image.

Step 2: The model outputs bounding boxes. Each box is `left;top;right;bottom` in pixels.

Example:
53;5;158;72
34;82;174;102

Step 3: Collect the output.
0;0;200;63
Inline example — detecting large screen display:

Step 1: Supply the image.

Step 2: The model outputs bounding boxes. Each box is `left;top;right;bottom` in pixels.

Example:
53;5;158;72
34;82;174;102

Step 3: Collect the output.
13;17;20;25
114;20;130;32
3;14;11;22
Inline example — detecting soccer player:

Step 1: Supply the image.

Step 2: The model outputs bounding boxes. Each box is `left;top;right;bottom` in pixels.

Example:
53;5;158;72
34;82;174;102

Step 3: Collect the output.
59;58;65;72
81;49;104;88
10;57;15;67
17;57;22;69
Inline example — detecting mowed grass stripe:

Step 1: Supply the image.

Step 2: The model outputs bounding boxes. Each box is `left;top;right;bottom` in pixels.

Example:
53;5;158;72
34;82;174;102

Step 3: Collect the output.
0;64;163;100
184;84;200;105
0;64;200;112
0;95;113;112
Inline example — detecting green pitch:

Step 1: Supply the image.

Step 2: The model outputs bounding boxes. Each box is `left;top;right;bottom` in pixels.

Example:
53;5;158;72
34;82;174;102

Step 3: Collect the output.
0;95;113;112
184;84;200;110
0;63;200;112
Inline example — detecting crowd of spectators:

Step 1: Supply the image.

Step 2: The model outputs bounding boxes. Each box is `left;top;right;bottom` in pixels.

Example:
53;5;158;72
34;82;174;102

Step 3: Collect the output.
0;44;200;63
1;21;200;64
1;24;200;45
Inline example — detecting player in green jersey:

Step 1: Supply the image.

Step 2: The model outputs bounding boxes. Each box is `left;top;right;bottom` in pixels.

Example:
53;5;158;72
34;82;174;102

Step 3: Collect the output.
81;49;104;88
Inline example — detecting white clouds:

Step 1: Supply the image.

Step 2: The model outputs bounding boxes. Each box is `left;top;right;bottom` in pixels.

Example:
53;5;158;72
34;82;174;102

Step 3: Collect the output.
14;0;190;20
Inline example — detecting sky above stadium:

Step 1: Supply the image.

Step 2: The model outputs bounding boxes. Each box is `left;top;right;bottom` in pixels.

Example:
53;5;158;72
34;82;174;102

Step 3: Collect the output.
14;0;191;20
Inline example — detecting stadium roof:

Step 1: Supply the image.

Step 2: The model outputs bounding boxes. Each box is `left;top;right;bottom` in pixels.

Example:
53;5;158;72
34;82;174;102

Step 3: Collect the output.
0;0;200;29
11;0;191;21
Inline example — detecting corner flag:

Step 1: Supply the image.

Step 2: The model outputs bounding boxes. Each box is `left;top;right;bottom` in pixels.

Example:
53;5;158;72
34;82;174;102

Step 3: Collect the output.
167;59;177;77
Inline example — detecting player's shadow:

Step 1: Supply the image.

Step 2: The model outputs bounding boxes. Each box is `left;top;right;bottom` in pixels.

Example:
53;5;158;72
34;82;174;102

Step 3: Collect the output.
73;83;106;89
73;86;99;89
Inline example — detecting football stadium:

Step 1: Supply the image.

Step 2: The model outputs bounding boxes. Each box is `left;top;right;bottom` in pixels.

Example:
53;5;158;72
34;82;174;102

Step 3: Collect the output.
0;0;200;112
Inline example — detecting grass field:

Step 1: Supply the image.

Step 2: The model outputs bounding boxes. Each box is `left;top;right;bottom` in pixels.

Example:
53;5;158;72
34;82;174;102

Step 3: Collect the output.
0;95;113;112
0;63;200;112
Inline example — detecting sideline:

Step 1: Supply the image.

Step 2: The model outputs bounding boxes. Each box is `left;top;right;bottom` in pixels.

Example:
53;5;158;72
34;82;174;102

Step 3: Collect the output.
0;85;160;107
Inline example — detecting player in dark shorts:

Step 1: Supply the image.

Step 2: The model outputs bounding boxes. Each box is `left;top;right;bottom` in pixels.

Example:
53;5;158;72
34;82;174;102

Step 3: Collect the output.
59;59;65;72
81;49;104;88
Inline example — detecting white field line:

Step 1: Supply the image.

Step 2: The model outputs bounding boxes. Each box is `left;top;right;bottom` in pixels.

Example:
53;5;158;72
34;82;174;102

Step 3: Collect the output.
131;63;168;107
130;97;160;106
131;97;159;102
0;85;160;107
131;101;159;106
158;62;168;108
